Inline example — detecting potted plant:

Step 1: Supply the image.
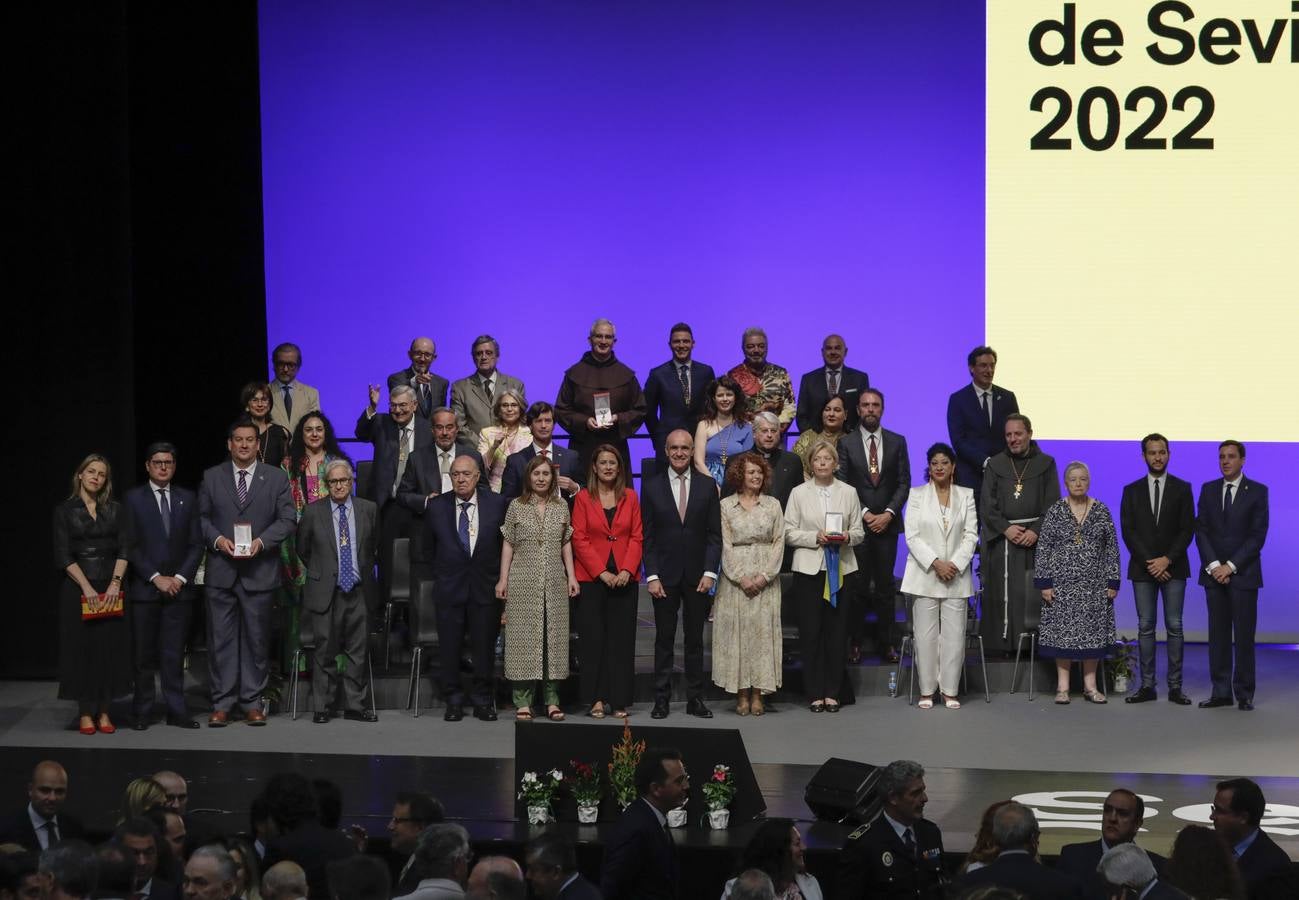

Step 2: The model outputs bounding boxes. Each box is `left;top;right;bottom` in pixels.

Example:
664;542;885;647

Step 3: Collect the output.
568;759;602;823
608;721;645;810
518;769;563;825
701;764;735;829
1105;636;1137;694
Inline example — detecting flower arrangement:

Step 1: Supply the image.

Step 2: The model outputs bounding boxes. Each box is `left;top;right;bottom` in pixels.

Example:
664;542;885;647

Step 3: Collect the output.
608;721;645;809
568;759;603;808
518;769;564;809
701;764;735;812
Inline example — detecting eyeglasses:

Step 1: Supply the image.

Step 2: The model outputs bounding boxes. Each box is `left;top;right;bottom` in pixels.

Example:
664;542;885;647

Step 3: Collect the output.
274;359;300;369
326;478;352;487
147;459;175;467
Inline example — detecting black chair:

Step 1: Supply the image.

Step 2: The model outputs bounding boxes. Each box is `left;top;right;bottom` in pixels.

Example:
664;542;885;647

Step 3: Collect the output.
355;459;374;505
406;579;438;717
1010;582;1042;699
963;595;991;703
381;537;412;668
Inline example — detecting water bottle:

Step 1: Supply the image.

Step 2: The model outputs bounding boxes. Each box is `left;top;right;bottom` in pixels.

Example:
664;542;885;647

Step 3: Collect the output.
887;670;898;697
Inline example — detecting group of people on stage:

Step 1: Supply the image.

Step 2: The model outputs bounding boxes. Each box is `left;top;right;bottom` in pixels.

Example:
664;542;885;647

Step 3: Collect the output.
54;323;1270;728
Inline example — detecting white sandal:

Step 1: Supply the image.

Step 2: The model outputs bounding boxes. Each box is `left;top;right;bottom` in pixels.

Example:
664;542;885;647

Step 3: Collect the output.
917;696;934;710
943;695;961;710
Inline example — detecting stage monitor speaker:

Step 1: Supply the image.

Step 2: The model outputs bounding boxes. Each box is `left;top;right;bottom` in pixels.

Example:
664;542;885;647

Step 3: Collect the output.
804;757;882;825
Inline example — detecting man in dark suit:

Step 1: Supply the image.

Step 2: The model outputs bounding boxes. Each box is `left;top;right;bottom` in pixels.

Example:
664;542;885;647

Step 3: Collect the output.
296;461;379;723
122;442;203;730
1195;440;1269;711
499;402;582;501
398;408;483;584
260;774;356;900
946;345;1019;499
0;761;84;853
387;336;449;419
388;792;445;896
837;760;948;900
1211;778;1293;893
1058;789;1166;900
957;802;1083;899
796;333;870;433
421;456;507;722
600;748;687;900
1119;434;1196;705
837;389;910;662
198;419;296;727
525;833;600;900
115;817;179;900
643;323;716;462
642;429;722;719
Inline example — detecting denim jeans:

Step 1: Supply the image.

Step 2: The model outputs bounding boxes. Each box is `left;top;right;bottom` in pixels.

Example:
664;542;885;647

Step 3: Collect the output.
1132;579;1186;689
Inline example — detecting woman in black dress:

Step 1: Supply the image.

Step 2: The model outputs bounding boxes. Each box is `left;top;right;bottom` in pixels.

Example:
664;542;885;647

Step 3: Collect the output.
54;454;132;734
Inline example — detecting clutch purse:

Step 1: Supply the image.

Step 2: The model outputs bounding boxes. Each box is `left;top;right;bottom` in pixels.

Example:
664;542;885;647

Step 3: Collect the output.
81;591;125;621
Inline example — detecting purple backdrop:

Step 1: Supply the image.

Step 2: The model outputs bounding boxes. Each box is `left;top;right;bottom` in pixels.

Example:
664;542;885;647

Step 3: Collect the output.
258;1;1295;640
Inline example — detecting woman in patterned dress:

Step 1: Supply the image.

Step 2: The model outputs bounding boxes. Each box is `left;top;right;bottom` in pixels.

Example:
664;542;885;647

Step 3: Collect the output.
477;389;532;492
1034;461;1120;704
496;456;580;721
693;376;754;487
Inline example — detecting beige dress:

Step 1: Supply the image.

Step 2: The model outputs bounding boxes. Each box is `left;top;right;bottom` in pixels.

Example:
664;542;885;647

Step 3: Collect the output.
712;494;785;694
501;498;573;682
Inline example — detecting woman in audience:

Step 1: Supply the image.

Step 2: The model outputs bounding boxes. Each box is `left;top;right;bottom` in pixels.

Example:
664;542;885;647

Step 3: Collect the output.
790;395;848;479
959;800;1015;874
713;453;785;715
223;836;263;900
902;443;978;710
694;376;754;487
496;456;580;721
242;381;290;466
119;777;166;822
1163;824;1245;900
477;389;532;492
571;444;642;719
784;442;863;714
720;818;823;900
1035;461;1120;704
54;454;132;736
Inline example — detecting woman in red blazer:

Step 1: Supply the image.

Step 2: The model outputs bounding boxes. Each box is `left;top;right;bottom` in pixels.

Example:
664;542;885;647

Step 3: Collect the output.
571;443;643;718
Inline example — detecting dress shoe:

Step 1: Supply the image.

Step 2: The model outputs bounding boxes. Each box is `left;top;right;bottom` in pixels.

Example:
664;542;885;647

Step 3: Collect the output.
444;704;464;722
1238;700;1254;711
208;711;229;728
245;709;268;726
651;700;670;719
1199;697;1233;708
167;715;201;729
473;705;498;722
686;698;713;719
1168;689;1192;706
312;711;330;724
131;718;150;731
344;709;379;723
1125;687;1157;704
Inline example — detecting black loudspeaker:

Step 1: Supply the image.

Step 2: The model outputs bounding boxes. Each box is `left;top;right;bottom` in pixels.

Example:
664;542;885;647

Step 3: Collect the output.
804;758;882;825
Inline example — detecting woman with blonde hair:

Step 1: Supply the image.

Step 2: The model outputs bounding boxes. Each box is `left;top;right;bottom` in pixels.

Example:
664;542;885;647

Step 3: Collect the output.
477;389;532;492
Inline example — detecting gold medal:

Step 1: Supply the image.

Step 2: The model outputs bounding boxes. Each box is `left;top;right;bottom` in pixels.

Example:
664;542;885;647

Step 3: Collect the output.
1013;481;1023;500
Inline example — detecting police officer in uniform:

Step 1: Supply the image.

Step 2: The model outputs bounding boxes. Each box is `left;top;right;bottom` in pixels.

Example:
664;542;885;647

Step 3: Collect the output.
837;760;948;900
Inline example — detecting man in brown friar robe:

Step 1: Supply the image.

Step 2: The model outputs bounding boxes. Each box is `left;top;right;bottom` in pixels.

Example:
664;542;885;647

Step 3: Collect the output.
980;413;1060;654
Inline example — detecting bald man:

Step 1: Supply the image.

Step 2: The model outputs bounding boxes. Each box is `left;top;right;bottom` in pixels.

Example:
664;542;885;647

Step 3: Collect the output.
261;862;308;900
0;762;84;853
388;337;449;419
466;857;524;900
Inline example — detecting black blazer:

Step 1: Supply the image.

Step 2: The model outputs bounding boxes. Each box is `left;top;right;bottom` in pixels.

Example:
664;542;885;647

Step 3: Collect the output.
1195;477;1268;590
396;441;484;514
354;411;432;508
557;873;602;900
643;359;716;456
957;852;1083;900
0;807;85;853
600;798;678;900
1057;840;1166;900
123;483;203;597
640;469;722;587
421;490;507;606
836;427;910;534
1119;474;1194;581
500;443;584;501
263;821;357;900
1236;828;1293;892
795;365;870;433
386;367;449;417
946;383;1019;489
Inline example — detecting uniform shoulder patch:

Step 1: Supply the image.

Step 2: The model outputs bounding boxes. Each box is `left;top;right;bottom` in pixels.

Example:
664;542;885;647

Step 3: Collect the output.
848;822;871;840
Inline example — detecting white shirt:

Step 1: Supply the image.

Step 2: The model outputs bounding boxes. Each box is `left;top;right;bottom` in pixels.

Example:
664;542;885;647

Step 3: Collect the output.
231;460;258;487
27;804;59;850
531;442;553;458
646;468;717;583
437;448;454;494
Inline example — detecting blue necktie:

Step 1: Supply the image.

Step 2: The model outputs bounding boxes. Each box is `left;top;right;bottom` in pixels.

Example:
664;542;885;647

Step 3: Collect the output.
458;501;472;554
337;504;358;592
1223;483;1234;518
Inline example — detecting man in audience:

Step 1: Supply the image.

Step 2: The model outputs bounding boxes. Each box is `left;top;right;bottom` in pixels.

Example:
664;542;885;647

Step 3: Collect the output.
388;337;449;419
600;748;688;900
837;759;947;900
0;851;43;900
450;335;526;446
261;862;307;900
269;343;320;435
0;761;83;853
729;870;776;900
152;773;188;817
837;389;910;663
1058;790;1164;899
325;856;389;900
389;793;445;896
728;412;802;510
181;846;236;900
980;413;1059;656
465;858;523;900
796;334;869;434
94;844;136;900
642;429;721;719
946;345;1018;502
151;772;211;858
643;323;716;463
956;802;1081;899
198;418;296;727
1097;844;1184;900
394;824;471;900
39;842;97;900
1120;434;1196;705
260;774;356;900
114;818;177;900
1210;777;1292;892
154;810;187;867
1196;441;1269;711
726;328;795;432
524;834;599;900
123;441;203;730
499;403;581;502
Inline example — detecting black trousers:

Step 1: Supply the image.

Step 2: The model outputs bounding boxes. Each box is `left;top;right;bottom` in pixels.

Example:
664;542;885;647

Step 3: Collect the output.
577;580;637;708
850;530;900;651
436;599;496;707
377;501;414;618
129;587;193;719
795;572;847;701
1205;583;1258;702
651;579;711;702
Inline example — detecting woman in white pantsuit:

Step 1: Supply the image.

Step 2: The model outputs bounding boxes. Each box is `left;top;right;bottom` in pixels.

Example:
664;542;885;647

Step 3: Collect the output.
901;442;978;709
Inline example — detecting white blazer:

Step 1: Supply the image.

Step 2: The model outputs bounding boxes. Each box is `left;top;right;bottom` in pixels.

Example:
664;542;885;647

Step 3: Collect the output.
784;479;864;576
901;481;978;598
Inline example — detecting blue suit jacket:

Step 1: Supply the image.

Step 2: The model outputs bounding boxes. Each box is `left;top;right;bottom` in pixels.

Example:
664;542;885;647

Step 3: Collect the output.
1195;476;1268;589
643;359;715;456
499;443;583;500
123;483;203;596
198;462;296;592
422;489;507;606
946;383;1019;489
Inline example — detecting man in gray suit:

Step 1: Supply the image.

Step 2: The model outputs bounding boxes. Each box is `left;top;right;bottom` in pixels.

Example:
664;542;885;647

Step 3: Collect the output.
296;460;378;723
449;334;526;446
387;337;449;420
198;418;297;726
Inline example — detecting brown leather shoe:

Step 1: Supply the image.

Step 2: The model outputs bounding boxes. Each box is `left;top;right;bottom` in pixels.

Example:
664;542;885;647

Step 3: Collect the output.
245;709;268;726
208;711;229;728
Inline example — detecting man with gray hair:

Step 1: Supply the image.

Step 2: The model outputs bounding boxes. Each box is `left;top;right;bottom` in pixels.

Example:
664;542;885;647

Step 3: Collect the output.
465;857;524;900
837;760;948;899
295;459;379;723
1097;844;1185;899
725;327;795;431
450;335;526;447
554;318;647;473
395;824;471;900
729;869;775;900
957;802;1082;899
182;846;237;900
39;841;98;900
261;862;308;900
725;412;802;510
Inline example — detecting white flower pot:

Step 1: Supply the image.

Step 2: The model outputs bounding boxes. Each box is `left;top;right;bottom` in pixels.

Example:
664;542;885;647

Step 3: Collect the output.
526;806;551;825
708;809;730;829
666;808;687;828
577;805;599;824
1113;674;1129;694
